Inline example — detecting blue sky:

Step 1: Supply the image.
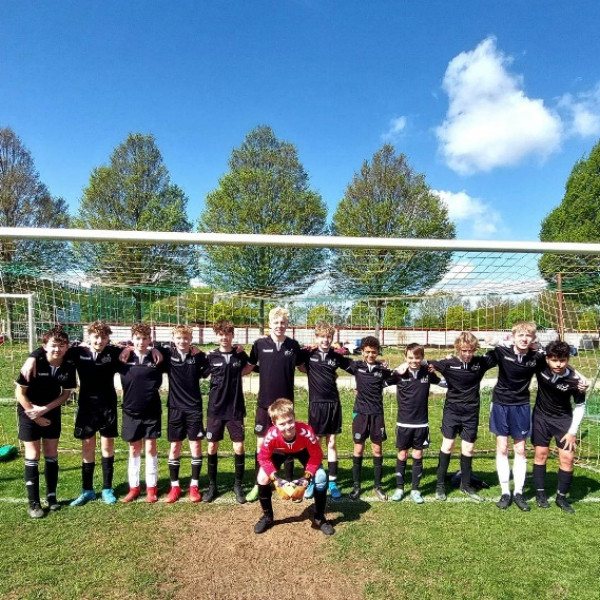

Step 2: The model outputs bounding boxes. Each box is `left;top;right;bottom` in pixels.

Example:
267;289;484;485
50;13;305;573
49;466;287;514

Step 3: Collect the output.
2;1;600;242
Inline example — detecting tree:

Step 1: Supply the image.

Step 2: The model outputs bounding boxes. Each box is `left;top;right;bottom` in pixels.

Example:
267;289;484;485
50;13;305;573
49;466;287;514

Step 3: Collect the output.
331;144;456;335
539;139;600;293
0;127;71;338
74;133;192;320
199;126;328;329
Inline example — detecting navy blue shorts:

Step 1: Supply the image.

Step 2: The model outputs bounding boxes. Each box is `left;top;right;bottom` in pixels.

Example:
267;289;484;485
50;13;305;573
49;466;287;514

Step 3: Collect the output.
489;403;531;439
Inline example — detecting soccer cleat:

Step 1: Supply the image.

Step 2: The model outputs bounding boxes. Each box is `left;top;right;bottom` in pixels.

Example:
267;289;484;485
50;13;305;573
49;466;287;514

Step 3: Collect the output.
328;481;342;499
374;487;388;502
70;490;96;507
313;518;335;536
46;495;61;511
513;493;531;512
349;485;361;501
410;490;425;504
233;483;247;504
189;485;202;503
496;493;512;509
391;488;405;502
203;484;217;503
146;486;158;503
555;494;575;514
254;513;274;534
245;484;259;503
101;489;117;504
304;481;315;499
28;502;45;519
165;486;181;504
460;485;484;503
535;491;550;509
435;484;447;502
121;486;141;503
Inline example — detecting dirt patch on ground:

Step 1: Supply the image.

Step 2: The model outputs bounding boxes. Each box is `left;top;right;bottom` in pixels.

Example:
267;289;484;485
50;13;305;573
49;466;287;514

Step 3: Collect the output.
159;500;368;600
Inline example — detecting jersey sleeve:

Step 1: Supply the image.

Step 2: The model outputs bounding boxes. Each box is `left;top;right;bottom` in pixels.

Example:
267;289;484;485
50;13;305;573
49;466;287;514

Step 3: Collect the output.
298;424;323;475
257;427;279;478
248;341;259;366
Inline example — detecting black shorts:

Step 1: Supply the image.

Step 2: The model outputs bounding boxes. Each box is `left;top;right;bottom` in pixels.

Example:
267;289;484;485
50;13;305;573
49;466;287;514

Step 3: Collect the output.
309;401;342;436
254;406;273;436
531;411;572;450
167;408;205;442
270;449;311;471
74;405;118;440
122;411;161;443
206;417;245;443
18;407;61;442
395;425;430;451
441;403;479;444
352;412;387;444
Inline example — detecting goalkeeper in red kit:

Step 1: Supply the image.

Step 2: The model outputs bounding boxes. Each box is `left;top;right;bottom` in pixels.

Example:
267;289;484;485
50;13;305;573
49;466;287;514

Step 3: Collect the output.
254;398;334;536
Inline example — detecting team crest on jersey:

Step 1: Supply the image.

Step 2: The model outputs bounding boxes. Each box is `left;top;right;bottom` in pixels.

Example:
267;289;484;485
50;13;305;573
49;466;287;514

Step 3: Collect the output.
57;373;69;382
420;377;429;383
556;383;570;392
206;432;213;440
100;355;112;364
525;360;537;367
471;364;480;371
373;371;382;378
284;350;294;356
327;359;337;367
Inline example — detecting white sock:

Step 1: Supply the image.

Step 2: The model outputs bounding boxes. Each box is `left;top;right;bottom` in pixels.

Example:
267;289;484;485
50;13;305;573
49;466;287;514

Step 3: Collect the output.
513;454;527;495
145;454;159;488
496;454;511;495
128;456;141;488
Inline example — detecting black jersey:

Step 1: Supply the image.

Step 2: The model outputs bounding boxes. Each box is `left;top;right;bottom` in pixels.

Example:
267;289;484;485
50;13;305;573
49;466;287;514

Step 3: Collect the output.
304;348;352;404
161;347;207;412
488;345;545;406
534;367;586;419
120;352;166;417
248;336;304;409
431;355;494;406
16;353;77;411
346;360;392;415
203;348;248;420
386;366;440;426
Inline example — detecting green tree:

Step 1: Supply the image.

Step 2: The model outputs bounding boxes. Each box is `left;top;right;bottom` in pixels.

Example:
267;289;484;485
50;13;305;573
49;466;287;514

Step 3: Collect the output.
307;304;334;327
0;127;71;338
199;126;328;329
331;144;456;335
74;133;193;320
539;139;600;292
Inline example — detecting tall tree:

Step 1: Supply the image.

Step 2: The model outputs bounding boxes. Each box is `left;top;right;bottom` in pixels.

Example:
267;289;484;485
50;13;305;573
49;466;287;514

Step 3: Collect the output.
539;139;600;293
74;133;192;320
0;127;71;338
199;125;328;328
331;144;456;335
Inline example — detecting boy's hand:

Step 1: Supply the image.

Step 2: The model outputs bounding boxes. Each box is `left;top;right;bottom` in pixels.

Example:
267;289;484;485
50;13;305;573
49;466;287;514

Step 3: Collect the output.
151;348;163;364
20;357;37;382
34;416;51;427
560;433;577;452
395;362;408;375
293;471;312;489
119;346;133;363
25;404;47;420
577;376;589;392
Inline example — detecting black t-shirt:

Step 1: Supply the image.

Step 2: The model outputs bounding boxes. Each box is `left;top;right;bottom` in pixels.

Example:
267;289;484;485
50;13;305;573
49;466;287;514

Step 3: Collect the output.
431;355;494;407
303;348;352;404
248;336;304;408
489;345;545;406
386;366;440;425
534;367;586;419
203;348;249;420
346;360;392;415
161;347;208;412
120;352;166;417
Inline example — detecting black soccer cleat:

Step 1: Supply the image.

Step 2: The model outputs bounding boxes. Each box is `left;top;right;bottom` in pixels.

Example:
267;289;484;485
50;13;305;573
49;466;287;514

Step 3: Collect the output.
513;493;531;512
313;518;335;536
555;494;575;514
233;483;246;504
28;502;45;519
460;485;484;503
535;491;550;509
435;484;447;502
496;493;512;509
202;484;218;503
46;495;61;512
254;513;274;534
374;487;388;502
349;485;361;501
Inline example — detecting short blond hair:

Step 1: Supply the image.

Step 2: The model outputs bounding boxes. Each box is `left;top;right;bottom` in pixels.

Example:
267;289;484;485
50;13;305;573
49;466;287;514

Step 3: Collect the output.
172;324;193;337
454;331;479;353
314;322;335;338
269;306;289;323
131;323;152;338
512;321;537;337
268;398;295;422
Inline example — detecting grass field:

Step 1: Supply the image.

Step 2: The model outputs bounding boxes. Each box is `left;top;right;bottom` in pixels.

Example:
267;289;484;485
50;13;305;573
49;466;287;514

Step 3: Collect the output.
1;344;600;599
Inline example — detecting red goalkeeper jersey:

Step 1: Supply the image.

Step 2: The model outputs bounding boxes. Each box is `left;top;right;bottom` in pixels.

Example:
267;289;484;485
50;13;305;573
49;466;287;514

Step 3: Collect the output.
258;421;323;478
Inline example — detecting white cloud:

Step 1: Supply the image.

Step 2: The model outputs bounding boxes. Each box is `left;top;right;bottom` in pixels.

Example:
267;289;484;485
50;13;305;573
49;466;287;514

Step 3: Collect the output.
381;116;407;141
433;189;502;239
436;37;563;175
558;84;600;137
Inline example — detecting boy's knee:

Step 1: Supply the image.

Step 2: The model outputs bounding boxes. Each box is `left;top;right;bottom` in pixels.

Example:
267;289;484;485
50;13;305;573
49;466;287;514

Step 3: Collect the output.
314;467;327;492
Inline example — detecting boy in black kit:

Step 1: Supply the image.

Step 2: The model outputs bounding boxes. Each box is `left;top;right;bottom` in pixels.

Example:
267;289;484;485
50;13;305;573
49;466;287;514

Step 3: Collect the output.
243;306;304;502
430;331;495;502
120;323;167;504
532;341;586;513
16;326;77;518
386;343;441;503
346;336;392;502
202;320;249;503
